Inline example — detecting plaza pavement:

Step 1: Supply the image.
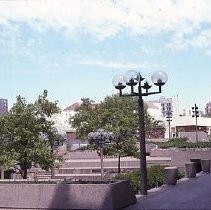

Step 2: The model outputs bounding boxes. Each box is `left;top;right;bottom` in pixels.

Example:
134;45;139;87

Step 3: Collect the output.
125;172;211;210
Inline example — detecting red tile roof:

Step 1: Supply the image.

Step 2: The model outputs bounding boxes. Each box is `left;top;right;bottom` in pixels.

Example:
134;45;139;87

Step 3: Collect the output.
63;102;82;111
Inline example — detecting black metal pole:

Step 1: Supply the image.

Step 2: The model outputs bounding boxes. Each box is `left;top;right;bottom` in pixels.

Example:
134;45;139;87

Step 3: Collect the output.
100;144;104;178
138;96;147;195
168;119;171;139
195;115;198;143
193;104;198;143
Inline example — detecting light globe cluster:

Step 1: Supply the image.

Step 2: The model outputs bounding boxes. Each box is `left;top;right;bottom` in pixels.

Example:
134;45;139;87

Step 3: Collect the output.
112;70;168;91
88;129;114;179
88;129;114;144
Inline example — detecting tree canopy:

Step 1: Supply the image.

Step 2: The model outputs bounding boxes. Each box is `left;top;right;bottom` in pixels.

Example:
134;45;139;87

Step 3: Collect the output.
0;90;63;179
70;94;159;172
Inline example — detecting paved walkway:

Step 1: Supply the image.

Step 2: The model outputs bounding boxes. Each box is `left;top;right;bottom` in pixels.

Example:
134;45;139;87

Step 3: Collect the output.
125;172;211;210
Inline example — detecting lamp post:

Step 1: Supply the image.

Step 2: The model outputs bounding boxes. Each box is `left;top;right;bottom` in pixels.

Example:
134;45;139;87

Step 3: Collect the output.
112;70;168;195
166;111;172;139
88;129;114;179
192;104;199;142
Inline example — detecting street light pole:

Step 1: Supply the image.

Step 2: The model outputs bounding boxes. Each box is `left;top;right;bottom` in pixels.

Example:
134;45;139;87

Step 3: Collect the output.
166;111;172;139
138;96;148;194
88;129;114;179
99;144;104;178
192;104;199;142
112;70;168;195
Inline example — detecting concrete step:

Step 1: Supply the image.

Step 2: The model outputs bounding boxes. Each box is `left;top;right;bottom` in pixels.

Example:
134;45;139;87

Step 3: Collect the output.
62;157;171;168
54;173;104;181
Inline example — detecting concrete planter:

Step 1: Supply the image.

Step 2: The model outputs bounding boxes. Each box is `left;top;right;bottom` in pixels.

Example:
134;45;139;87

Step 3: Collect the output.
164;166;178;185
0;180;136;210
190;159;202;173
201;159;211;173
185;162;196;178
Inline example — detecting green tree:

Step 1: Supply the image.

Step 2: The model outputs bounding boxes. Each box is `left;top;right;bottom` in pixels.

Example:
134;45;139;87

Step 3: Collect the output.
35;90;61;153
0;115;17;169
34;90;64;177
0;90;63;179
145;120;166;139
70;94;154;173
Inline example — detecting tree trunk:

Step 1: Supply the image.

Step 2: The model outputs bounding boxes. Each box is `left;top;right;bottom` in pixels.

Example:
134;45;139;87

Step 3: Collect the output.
23;150;28;179
50;146;55;179
51;167;55;179
23;163;28;179
118;154;121;173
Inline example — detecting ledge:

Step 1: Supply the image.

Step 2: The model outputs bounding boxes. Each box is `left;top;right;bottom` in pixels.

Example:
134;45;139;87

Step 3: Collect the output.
0;180;136;209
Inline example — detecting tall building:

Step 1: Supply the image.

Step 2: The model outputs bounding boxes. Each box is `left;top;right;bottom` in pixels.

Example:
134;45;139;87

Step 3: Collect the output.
205;102;211;117
0;99;8;115
160;97;173;117
145;97;177;120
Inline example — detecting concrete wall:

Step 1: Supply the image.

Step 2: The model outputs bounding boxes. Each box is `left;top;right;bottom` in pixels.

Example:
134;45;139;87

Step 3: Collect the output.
64;151;99;159
151;148;211;167
0;181;136;210
150;148;176;157
63;157;171;168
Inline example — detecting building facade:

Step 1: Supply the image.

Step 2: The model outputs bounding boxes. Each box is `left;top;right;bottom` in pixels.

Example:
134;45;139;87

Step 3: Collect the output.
53;97;211;142
145;97;211;140
205;102;211;117
0;99;8;115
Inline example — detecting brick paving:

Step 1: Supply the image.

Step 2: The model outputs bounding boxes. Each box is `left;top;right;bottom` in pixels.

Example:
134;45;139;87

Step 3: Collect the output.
125;172;211;210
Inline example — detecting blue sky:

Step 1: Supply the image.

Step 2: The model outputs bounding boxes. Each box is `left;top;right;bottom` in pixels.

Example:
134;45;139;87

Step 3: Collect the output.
0;0;211;114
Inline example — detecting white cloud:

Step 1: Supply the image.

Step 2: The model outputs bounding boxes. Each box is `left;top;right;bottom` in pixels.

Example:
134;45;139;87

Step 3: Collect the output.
0;0;211;48
168;29;211;50
77;57;165;71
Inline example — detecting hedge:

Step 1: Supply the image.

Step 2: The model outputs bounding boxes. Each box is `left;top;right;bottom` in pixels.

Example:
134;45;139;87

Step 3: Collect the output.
151;138;211;149
115;165;184;194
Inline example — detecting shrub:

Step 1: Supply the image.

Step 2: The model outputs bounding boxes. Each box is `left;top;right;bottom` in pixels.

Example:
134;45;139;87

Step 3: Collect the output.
115;171;140;194
114;165;185;194
75;146;88;151
147;165;165;189
176;171;184;180
152;138;211;149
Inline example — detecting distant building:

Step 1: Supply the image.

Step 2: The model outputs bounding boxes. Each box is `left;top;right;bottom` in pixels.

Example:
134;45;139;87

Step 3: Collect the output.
144;97;211;140
179;131;208;142
145;97;178;119
171;115;211;139
205;102;211;117
145;97;177;138
63;102;81;112
160;97;173;117
0;99;8;115
51;108;76;139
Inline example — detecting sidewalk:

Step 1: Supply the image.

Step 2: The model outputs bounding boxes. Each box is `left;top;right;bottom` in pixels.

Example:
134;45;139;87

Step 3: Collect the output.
125;172;211;209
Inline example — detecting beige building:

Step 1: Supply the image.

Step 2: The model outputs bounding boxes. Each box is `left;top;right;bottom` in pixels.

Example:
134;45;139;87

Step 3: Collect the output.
52;98;211;141
146;97;211;140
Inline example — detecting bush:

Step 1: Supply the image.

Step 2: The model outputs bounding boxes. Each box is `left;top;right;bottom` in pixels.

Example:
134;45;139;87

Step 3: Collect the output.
147;165;165;189
75;146;88;151
154;138;187;149
114;165;184;194
115;171;140;194
176;170;184;180
152;138;211;149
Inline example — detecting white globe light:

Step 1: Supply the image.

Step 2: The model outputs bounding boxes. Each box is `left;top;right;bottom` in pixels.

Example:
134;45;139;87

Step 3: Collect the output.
112;74;126;89
151;71;168;86
123;70;139;85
